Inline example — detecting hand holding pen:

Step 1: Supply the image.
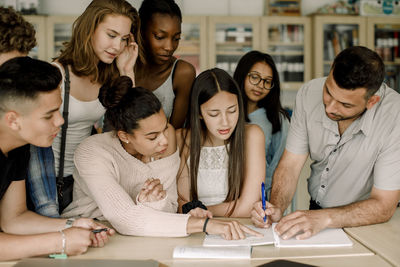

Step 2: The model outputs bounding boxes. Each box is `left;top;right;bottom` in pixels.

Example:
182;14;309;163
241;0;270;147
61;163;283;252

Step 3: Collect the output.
250;183;283;228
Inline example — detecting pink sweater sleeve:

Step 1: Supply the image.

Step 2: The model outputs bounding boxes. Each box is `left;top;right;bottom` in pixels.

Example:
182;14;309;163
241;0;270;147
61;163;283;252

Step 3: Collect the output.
73;137;190;237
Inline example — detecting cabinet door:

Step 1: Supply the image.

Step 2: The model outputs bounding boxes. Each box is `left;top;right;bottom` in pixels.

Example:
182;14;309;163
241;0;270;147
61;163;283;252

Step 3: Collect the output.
46;16;77;61
368;17;400;92
261;16;311;110
313;16;367;78
208;16;260;75
175;16;207;75
261;16;311;90
24;15;46;60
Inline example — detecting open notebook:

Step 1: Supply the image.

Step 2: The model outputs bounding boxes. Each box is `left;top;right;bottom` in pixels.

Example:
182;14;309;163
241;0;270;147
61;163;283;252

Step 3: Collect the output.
174;224;352;259
203;224;352;248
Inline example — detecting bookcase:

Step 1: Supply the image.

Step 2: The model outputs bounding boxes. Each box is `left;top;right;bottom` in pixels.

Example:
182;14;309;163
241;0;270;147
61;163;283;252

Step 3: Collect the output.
45;15;76;61
367;17;400;93
312;15;367;78
208;16;261;76
23;15;47;60
175;16;208;75
260;16;311;91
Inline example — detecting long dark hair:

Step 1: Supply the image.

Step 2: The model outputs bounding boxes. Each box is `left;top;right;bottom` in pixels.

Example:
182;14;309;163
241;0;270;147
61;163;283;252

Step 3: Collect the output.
99;76;161;133
181;68;245;216
233;50;289;134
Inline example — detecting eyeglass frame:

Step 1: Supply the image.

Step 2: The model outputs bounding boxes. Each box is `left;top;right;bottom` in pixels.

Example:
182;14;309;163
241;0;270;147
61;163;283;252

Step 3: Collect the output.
247;72;274;90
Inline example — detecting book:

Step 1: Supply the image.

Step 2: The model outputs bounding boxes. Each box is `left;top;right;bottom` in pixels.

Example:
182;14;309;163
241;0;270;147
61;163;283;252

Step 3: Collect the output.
203;224;274;247
173;245;251;259
203;224;353;248
272;224;353;248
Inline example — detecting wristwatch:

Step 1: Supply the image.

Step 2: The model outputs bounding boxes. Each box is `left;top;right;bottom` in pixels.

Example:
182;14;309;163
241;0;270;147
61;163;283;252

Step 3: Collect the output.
64;218;75;229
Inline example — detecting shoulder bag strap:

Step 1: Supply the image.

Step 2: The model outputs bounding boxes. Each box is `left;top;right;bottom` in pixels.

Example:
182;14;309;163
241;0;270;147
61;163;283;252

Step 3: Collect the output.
56;65;70;198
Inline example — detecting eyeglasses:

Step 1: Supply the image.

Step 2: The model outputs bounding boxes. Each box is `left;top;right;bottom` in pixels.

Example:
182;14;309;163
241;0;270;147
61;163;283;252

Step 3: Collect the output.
247;73;274;90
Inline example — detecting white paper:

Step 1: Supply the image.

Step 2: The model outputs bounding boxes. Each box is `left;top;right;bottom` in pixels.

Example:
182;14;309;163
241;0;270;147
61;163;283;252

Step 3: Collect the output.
173;245;251;259
272;223;353;248
203;225;274;247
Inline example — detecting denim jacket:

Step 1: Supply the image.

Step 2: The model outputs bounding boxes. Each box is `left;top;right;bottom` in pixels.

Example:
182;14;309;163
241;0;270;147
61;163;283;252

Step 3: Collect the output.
26;145;59;217
248;108;289;199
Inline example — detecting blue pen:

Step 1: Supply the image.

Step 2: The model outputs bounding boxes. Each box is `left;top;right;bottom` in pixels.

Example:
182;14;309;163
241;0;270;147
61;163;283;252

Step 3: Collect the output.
261;182;266;222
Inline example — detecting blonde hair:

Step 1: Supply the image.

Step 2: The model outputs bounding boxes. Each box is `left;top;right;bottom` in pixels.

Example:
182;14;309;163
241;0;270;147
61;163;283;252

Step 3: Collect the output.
57;0;144;84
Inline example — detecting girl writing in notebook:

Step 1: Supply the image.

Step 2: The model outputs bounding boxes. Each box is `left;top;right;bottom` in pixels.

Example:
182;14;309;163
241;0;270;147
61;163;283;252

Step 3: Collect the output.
135;0;195;128
62;76;261;239
177;68;265;217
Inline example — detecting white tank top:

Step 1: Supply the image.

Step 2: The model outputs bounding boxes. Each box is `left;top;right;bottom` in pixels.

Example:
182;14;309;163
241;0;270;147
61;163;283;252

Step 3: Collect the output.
52;62;106;176
192;145;229;206
152;59;179;119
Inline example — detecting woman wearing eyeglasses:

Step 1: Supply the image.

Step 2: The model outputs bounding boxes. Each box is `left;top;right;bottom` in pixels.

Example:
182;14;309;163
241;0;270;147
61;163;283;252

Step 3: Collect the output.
233;51;290;199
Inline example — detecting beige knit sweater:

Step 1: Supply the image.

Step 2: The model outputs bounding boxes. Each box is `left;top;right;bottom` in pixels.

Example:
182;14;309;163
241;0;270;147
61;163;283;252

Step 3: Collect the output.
62;132;190;237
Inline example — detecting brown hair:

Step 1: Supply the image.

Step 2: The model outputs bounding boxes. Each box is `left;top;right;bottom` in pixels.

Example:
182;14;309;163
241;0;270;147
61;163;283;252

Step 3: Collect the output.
0;7;36;54
57;0;144;85
180;68;246;217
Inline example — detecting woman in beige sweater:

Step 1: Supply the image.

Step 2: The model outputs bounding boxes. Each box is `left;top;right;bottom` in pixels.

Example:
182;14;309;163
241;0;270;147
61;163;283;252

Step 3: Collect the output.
62;76;261;239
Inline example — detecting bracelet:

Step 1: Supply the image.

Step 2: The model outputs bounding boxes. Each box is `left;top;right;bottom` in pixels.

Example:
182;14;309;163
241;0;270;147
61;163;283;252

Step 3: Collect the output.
202;217;210;235
49;230;67;259
60;230;66;254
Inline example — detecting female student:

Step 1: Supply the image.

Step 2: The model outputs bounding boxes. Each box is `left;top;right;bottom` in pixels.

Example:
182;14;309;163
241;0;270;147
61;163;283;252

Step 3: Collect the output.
27;0;141;215
62;76;261;239
177;68;265;217
233;51;290;197
135;0;195;129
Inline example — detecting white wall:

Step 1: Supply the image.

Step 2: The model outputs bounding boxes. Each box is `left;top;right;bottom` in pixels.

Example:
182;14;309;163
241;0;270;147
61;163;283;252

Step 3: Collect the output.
37;0;338;16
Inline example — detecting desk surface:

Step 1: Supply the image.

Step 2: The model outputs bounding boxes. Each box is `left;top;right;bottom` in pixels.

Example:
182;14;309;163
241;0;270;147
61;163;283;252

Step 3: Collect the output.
345;207;400;266
3;216;395;267
69;219;373;262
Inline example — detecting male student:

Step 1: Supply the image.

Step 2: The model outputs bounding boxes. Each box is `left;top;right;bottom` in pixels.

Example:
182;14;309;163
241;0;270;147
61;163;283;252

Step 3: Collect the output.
0;57;114;260
251;46;400;240
0;6;60;217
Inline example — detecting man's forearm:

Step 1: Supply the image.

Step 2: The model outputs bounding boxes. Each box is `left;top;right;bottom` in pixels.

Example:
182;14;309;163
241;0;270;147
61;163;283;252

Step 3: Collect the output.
323;198;398;228
269;163;299;213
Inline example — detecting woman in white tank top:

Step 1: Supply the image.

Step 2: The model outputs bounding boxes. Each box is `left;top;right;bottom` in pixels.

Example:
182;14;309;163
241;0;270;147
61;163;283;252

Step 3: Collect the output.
176;69;266;218
28;0;142;215
135;0;196;129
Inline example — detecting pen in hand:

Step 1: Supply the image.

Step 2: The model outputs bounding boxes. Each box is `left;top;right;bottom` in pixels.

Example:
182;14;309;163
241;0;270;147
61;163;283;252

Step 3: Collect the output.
92;228;108;234
261;182;266;222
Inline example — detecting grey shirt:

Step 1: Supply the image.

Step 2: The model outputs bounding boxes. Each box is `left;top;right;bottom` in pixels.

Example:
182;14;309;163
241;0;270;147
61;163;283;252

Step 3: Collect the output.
286;77;400;208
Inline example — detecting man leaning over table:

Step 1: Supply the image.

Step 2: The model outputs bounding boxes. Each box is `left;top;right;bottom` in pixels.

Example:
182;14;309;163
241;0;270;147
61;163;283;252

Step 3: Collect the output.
251;46;400;240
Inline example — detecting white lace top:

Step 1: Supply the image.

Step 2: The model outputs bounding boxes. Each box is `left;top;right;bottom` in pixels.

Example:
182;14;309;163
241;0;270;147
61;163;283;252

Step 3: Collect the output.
195;145;229;206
